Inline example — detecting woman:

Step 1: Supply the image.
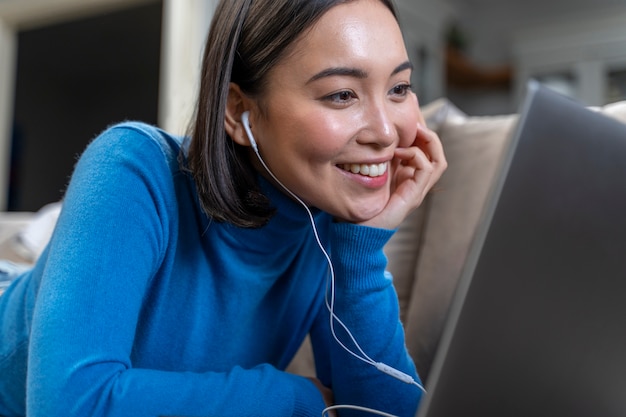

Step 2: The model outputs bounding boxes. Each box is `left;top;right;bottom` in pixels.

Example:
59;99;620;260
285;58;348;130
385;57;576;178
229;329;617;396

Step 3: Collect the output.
0;0;446;415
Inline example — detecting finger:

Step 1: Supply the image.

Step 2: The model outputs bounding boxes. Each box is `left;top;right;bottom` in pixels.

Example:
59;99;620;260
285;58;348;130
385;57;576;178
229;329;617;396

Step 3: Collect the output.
412;124;447;187
393;147;430;184
414;123;445;162
375;147;435;230
393;146;436;205
396;151;443;203
359;147;436;229
359;121;448;230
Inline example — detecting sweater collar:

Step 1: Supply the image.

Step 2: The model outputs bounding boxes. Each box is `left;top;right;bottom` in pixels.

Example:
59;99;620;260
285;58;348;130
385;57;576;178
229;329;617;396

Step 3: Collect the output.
258;175;324;227
213;175;330;250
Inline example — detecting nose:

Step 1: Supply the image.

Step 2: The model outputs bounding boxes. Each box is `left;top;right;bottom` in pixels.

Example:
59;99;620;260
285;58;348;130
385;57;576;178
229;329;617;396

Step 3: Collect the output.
357;100;396;148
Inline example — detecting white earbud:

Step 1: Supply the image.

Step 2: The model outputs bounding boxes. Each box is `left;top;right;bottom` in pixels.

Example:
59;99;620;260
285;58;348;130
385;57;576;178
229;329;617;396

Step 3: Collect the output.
240;111;296;201
241;111;258;152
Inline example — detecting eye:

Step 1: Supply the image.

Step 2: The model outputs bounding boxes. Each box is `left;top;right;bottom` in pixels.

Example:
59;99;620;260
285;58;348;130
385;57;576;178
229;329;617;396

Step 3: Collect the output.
389;83;413;98
324;90;357;106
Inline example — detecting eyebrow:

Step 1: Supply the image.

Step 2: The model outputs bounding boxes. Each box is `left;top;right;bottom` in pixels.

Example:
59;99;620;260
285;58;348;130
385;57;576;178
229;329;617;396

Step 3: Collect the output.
393;61;414;76
306;60;413;84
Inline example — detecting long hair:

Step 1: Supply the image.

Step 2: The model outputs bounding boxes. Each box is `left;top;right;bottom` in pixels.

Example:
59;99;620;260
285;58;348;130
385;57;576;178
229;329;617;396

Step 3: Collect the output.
187;0;398;228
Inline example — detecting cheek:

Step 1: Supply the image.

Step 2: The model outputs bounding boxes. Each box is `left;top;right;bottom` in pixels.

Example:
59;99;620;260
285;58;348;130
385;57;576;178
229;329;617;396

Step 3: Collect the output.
297;117;351;161
397;106;420;148
392;92;420;148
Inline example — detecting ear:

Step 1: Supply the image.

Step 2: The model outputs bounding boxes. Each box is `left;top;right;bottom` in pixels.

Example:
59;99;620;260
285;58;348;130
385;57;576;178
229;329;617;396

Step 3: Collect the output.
225;83;254;147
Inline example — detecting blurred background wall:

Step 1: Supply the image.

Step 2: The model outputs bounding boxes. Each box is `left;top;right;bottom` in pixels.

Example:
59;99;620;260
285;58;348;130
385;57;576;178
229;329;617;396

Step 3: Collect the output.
0;0;624;212
396;0;626;115
0;0;216;212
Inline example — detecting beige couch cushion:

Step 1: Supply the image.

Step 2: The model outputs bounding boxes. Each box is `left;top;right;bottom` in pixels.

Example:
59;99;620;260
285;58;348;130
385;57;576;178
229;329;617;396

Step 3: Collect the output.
595;99;626;122
397;102;517;380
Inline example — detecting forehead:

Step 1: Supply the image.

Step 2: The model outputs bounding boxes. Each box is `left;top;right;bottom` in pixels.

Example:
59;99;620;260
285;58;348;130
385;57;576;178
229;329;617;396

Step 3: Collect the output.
277;0;407;75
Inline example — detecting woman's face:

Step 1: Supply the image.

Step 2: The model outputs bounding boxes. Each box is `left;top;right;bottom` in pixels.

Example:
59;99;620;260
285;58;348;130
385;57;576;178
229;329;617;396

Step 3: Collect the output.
249;0;419;222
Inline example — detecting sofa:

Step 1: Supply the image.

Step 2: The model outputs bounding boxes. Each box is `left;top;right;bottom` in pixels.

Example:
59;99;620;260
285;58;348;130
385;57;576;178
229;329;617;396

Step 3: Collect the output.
1;96;625;383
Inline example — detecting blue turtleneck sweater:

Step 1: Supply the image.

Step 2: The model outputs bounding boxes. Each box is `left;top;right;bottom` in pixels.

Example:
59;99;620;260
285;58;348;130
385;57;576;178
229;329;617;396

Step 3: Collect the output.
0;122;421;417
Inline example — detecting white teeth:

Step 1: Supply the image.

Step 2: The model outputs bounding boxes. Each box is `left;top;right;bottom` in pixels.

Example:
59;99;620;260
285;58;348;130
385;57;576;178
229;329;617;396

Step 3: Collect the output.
342;162;387;177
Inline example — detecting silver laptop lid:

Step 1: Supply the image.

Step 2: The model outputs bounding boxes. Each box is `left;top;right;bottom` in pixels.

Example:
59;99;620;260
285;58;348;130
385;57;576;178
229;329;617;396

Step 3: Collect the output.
416;81;626;417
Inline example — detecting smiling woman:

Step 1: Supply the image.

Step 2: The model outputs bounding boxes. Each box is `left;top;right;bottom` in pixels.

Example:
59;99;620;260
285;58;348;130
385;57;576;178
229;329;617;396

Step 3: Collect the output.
0;1;445;416
223;0;425;225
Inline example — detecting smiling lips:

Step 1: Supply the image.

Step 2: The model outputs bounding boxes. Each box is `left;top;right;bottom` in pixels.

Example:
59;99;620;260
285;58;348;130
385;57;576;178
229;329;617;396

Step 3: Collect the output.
339;162;388;177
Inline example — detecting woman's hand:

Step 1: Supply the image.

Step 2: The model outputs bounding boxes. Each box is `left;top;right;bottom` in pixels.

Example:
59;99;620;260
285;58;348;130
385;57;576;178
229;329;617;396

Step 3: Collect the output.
359;108;447;230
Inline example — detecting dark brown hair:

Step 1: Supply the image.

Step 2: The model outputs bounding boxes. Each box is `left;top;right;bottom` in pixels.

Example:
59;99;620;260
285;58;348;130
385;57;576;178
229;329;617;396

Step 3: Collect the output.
187;0;398;228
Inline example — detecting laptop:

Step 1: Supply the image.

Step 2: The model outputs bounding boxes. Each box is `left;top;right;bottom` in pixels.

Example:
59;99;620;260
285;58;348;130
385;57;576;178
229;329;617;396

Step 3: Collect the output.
416;81;626;417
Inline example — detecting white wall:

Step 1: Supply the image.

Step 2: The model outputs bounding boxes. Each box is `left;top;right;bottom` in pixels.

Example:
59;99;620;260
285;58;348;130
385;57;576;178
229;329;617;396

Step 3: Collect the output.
0;19;17;212
159;0;218;136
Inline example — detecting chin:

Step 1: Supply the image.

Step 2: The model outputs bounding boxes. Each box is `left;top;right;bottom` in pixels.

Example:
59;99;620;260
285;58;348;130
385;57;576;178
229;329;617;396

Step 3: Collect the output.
335;205;386;224
340;194;390;222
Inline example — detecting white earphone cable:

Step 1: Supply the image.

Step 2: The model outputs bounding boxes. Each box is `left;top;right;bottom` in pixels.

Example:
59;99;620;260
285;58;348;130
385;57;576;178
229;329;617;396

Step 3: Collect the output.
240;112;426;402
242;112;376;365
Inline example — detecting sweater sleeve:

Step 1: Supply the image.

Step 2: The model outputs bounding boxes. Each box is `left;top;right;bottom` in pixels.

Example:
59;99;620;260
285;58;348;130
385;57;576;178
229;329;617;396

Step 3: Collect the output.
310;222;424;416
25;124;326;417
